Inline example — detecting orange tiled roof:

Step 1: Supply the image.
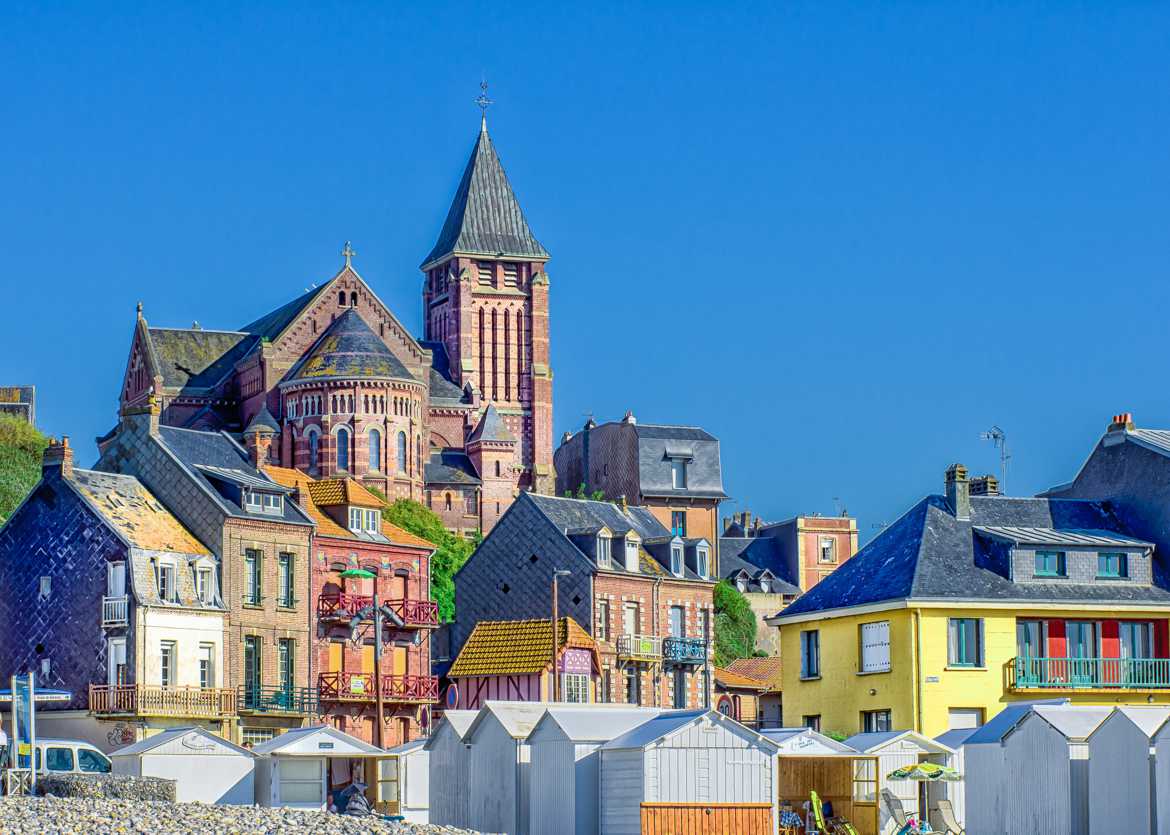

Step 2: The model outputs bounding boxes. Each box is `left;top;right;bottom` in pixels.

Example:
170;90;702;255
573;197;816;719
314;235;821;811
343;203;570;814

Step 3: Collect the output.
449;617;599;677
380;519;434;550
714;666;769;691
725;656;783;692
307;478;384;509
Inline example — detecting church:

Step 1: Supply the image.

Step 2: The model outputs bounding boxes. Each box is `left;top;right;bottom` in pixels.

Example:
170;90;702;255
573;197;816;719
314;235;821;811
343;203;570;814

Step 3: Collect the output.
103;116;554;535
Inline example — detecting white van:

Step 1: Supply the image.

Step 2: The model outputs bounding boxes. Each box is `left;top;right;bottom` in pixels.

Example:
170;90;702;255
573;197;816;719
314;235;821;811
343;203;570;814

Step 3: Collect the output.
19;738;112;776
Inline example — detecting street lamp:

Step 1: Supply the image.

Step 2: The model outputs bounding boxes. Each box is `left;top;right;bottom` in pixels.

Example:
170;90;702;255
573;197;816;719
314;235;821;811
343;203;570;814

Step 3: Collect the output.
551;569;571;702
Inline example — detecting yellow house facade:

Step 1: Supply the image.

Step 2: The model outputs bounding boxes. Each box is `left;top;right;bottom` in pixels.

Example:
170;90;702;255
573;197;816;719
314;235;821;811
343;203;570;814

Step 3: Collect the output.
770;464;1170;738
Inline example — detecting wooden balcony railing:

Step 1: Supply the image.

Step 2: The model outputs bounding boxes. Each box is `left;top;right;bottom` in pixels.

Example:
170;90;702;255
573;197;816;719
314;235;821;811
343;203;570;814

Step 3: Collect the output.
1010;656;1170;690
317;671;439;704
617;634;663;661
317;593;439;628
101;595;128;627
89;684;236;718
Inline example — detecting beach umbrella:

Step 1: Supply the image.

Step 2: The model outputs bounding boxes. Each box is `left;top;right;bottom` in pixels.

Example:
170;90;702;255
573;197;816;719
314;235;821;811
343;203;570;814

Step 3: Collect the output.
886;762;962;782
339;568;377;579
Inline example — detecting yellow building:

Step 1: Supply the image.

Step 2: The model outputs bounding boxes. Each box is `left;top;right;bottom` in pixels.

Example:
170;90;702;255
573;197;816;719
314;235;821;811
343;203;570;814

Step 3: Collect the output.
769;465;1170;738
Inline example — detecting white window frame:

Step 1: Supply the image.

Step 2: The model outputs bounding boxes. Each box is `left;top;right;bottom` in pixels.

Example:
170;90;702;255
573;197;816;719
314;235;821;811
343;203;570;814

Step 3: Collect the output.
365;509;380;533
670;459;687;489
801;630;820;679
278;553;293;608
195;565;213;604
245;490;263;512
160;640;176;687
349;507;363;532
670;546;683;577
624;538;639;573
696;547;708;579
262;493;283;514
198;643;215;689
562;673;589;703
597;535;611;566
820;537;837;563
859;621;891;674
107;561;126;596
156;561;176;603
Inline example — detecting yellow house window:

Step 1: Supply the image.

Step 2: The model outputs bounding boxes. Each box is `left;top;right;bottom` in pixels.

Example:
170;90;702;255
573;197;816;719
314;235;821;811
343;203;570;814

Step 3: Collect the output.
859;621;891;673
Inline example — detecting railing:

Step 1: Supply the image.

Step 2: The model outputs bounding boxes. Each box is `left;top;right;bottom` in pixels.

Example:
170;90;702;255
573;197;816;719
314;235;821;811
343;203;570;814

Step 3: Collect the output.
1010;656;1170;690
89;684;236;717
317;671;439;703
663;636;707;665
617;634;663;660
317;593;439;628
101;595;128;627
237;685;318;715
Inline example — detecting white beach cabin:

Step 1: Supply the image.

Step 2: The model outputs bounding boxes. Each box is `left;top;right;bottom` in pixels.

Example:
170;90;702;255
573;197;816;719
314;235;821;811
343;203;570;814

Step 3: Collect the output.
761;727;856;755
933;725;981;830
1089;706;1170;835
528;706;662;835
381;738;429;823
842;729;955;833
425;709;477;828
598;709;781;835
963;704;1110;835
252;725;385;810
463;701;548;835
110;726;255;804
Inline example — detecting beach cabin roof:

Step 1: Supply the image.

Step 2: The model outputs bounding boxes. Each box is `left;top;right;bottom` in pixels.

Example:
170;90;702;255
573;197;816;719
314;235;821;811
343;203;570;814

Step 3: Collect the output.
251;725;384;757
424;709;477;751
842;729;954;756
384;738;428;756
934;726;981;750
464;701;549;742
600;709;781;753
530;706;662;743
762;727;856;753
1027;705;1113;742
1095;706;1170;740
112;726;255;758
962;699;1071;745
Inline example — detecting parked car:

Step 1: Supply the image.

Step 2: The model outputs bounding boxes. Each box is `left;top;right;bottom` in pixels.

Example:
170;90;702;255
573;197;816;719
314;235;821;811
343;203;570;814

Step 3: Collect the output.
13;738;112;775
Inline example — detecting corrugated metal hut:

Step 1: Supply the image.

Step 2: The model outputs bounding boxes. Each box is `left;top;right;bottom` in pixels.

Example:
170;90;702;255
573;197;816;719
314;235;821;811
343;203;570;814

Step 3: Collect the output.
424;709;477;828
110;726;255;804
1092;705;1170;835
464;701;549;835
964;704;1110;835
842;729;954;833
761;727;856;755
1151;709;1170;835
933;726;980;830
528;706;662;835
598;709;781;835
380;738;430;823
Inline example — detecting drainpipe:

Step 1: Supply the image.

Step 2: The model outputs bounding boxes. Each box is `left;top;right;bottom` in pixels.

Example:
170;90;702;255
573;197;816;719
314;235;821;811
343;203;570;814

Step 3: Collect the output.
653;576;663;707
913;609;923;733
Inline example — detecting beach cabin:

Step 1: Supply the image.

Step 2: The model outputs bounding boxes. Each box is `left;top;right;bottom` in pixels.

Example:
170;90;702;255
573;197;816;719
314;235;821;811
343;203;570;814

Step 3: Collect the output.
842;730;955;833
776;754;882;835
762;727;856;755
599;709;781;835
425;709;477;828
1151;710;1170;835
964;704;1110;835
380;738;429;823
110;726;255;804
1092;706;1170;835
252;725;385;810
933;725;980;831
528;706;661;835
464;701;548;835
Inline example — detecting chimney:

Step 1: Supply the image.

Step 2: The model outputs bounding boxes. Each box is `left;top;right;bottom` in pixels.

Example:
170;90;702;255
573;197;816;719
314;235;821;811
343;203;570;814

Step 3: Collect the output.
1107;412;1135;433
970;475;1000;497
42;435;74;479
743;511;752;532
245;431;275;468
619;494;628;512
753;517;762;534
622;410;636;425
560;431;573;446
945;463;970;520
121;393;161;436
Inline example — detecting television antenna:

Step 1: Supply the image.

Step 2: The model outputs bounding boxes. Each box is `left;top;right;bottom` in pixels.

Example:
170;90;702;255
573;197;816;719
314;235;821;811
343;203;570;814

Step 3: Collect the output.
980;425;1010;492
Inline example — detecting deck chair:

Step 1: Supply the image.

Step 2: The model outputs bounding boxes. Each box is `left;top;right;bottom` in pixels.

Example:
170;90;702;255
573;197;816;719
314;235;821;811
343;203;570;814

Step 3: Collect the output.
809;790;861;835
881;787;910;827
936;799;965;835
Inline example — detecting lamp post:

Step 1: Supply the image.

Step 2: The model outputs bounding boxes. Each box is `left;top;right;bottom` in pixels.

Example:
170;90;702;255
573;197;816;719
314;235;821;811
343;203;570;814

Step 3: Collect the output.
551;570;571;702
373;571;385;750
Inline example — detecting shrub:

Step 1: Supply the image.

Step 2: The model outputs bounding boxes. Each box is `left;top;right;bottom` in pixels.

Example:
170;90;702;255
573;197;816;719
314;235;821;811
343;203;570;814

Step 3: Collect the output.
0;415;47;524
713;579;759;667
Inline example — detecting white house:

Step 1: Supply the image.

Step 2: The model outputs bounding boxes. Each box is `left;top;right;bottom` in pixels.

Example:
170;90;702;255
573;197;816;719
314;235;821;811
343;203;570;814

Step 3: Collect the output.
841;729;955;834
463;701;547;835
1091;706;1170;835
425;709;477;828
761;727;855;755
252;725;385;810
528;706;661;835
110;725;255;804
964;704;1110;835
598;709;781;835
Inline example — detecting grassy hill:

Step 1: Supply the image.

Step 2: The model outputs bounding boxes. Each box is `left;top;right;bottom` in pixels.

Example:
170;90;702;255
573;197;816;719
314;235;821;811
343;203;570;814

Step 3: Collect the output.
0;416;47;524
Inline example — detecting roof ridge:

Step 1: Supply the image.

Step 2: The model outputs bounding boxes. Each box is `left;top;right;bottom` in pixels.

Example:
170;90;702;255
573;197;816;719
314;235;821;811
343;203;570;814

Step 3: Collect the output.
149;327;249;336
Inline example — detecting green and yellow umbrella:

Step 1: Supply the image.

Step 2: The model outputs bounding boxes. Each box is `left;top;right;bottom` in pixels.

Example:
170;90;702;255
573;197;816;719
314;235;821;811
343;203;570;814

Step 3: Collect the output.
886;762;962;782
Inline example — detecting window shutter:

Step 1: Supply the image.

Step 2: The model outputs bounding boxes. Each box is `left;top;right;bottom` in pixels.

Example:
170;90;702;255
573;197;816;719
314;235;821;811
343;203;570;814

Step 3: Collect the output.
860;621;891;673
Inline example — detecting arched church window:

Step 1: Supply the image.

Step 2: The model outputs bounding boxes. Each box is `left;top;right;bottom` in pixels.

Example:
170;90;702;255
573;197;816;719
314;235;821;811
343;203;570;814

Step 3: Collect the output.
337;428;350;472
338;291;346;306
397;432;407;475
495;460;501;478
307;429;320;472
368;429;381;472
350;291;358;306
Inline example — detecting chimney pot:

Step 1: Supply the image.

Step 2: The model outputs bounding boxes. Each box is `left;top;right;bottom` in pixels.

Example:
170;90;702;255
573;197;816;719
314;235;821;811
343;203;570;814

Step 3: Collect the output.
622;410;636;425
42;435;74;479
1108;412;1135;433
970;474;1000;497
945;463;970;520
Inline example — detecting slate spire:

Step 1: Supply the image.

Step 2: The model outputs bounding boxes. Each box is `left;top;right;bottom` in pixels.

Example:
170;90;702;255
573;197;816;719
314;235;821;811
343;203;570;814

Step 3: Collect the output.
421;123;549;268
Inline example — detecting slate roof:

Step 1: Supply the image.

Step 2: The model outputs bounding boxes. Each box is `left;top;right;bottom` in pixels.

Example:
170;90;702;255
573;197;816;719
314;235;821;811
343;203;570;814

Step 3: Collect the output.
425;450;481;485
776;494;1170;620
725;657;783;692
421;124;549;267
528;493;667;541
468;404;516;444
287;309;415;384
147;328;259;393
69;469;209;556
635;424;726;500
239;284;330;342
448;616;598;677
156;427;313;525
418;340;467;405
973;526;1151;548
719;545;800;595
243;405;280;435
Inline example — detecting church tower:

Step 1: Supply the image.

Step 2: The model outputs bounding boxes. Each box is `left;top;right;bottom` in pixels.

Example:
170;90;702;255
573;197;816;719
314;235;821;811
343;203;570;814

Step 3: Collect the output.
420;112;554;494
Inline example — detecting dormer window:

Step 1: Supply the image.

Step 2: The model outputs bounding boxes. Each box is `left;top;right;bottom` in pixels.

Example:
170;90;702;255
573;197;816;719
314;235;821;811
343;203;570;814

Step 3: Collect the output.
736;577;747;593
1098;552;1128;579
625;537;640;573
671;545;683;577
195;566;213;604
759;577;771;594
597;534;612;566
155;561;176;603
245;490;284;516
671;459;687;489
349;507;381;534
696;547;709;580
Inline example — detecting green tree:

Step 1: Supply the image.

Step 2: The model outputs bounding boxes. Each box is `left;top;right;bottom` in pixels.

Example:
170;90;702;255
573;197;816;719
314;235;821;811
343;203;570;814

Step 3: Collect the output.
712;579;759;666
375;495;479;623
563;482;607;501
0;416;47;524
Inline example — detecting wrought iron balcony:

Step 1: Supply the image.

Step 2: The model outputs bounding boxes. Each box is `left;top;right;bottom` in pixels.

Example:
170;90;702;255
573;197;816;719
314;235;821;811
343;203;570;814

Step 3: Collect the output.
317;671;439;704
101;595;128;627
89;684;236;718
616;634;662;662
1010;656;1170;690
317;593;439;628
663;636;707;665
237;685;318;715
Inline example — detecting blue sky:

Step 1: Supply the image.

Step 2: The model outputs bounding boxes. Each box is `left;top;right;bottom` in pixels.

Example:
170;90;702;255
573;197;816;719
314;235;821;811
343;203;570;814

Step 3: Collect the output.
1;3;1168;540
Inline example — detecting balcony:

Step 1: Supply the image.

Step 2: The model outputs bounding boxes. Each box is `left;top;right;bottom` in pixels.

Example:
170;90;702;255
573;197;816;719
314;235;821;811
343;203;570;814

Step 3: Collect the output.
101;595;128;627
616;634;662;662
317;671;439;704
89;684;236;718
663;636;707;665
237;685;318;716
1009;657;1170;691
317;593;439;628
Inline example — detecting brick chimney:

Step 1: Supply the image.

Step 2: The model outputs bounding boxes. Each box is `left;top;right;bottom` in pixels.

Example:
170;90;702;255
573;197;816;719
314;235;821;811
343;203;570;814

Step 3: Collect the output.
42;435;74;479
121;393;161;436
1107;412;1135;433
244;432;275;467
622;409;636;425
945;463;970;520
970;475;999;496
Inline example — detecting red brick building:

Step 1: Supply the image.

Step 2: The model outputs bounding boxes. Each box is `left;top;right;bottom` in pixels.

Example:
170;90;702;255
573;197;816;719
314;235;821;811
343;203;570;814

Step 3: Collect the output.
265;466;438;747
112;115;553;536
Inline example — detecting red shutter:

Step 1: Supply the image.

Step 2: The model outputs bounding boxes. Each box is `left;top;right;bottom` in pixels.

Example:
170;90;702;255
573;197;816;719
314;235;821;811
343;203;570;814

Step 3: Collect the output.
1101;621;1121;659
1047;620;1067;658
1157;621;1170;659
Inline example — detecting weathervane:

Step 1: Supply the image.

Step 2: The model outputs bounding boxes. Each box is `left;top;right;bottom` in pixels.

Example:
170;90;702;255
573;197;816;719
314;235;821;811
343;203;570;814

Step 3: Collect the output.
475;79;494;130
342;241;356;267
